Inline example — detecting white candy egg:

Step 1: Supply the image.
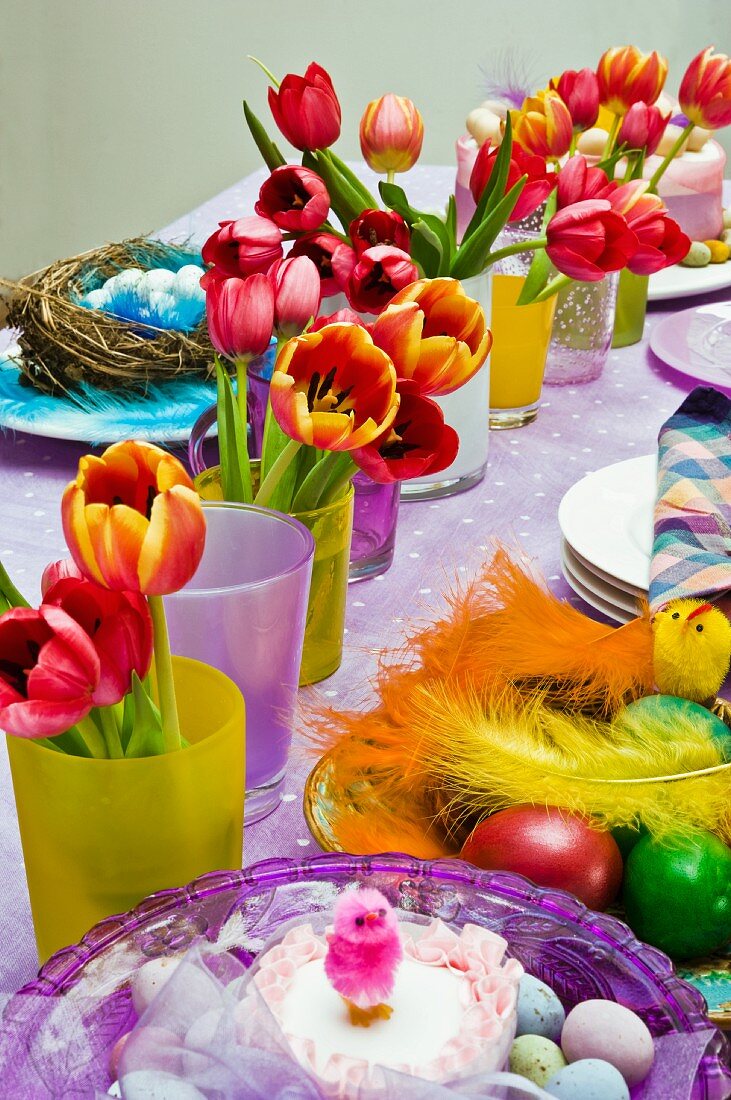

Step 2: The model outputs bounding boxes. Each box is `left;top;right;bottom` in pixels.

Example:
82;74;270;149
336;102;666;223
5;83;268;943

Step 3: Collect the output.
144;268;176;293
113;267;146;290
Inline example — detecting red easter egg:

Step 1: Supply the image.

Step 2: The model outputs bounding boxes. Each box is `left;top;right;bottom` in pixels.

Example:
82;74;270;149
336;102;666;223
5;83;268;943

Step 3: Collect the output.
460;805;623;911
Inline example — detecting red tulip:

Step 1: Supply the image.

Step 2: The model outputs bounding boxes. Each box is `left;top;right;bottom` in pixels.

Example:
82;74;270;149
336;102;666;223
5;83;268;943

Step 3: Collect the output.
0;606;100;738
550;68;600;131
205;274;275;360
372;278;491;396
349;209;411;257
679;47;731;130
556;155;614;208
546;200;639;281
469;141;555;223
268;62;341;151
267;256;322;338
513;91;573;158
269;323;398;451
346;245;419;315
290;232;356;297
617;103;670;155
310;308;371;332
201;216;283;279
608;182;691;273
42;574;153;707
597;47;668;115
351;381;459;483
62;441;206;596
359;93;424;174
40;558;84;592
255;165;330;233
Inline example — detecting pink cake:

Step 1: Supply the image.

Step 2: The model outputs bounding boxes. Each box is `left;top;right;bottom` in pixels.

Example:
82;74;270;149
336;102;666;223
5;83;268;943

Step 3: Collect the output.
251;917;523;1096
455;133;727;243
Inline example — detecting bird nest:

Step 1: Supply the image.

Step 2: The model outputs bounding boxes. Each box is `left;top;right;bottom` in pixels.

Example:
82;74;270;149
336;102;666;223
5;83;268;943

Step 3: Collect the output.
1;238;214;396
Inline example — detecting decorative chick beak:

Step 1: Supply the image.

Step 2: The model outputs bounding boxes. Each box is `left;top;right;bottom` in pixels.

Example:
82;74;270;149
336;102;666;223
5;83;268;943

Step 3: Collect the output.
365;912;378;923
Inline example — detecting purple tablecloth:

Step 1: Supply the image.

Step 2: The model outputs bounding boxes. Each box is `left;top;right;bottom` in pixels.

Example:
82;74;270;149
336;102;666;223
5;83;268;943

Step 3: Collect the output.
0;167;728;995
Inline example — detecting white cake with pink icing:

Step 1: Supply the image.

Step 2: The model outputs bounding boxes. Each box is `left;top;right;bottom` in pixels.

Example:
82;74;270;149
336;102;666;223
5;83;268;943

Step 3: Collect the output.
252;915;523;1096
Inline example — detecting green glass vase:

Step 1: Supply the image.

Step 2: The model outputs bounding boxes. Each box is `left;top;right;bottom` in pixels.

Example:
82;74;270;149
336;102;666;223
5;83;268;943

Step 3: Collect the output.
612;270;649;348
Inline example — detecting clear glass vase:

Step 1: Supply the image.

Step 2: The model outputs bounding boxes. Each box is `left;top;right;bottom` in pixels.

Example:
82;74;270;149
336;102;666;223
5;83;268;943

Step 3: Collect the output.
544;273;619;386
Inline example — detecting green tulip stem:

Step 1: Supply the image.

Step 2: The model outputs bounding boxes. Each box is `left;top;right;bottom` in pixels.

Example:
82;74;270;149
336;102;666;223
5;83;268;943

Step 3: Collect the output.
485;237;548;268
98;706;124;759
568;132;578;156
386;169;396;185
247;55;280;89
647;121;695;193
76;714;109;759
0;560;29;608
148;595;182;754
235;357;250;429
602;113;622;159
254;439;302;508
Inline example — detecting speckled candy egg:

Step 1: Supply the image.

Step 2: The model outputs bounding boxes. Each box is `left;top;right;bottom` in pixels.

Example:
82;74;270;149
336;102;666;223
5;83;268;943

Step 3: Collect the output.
561;1000;654;1086
130;956;181;1015
545;1059;630;1100
516;974;566;1041
118;1071;205;1100
460;806;624;910
509;1035;567;1087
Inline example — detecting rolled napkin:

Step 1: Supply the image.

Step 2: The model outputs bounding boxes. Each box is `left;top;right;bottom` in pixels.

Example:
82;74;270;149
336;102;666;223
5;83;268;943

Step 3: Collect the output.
650;386;731;612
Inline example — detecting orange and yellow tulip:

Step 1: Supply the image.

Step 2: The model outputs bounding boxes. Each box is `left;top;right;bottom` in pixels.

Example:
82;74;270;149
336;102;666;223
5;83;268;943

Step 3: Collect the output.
679;47;731;130
512;91;573;158
359;93;424;175
269;323;399;451
62;441;206;596
371;278;491;397
596;46;668;116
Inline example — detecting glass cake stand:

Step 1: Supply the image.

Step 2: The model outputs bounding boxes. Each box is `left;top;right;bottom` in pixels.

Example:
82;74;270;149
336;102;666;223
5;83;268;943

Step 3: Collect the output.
3;855;730;1098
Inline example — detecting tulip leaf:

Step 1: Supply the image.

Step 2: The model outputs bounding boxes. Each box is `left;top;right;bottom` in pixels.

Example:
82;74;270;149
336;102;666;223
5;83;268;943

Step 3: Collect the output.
216;358;253;504
312;150;367;230
324;149;378;209
125;673;165;758
410;219;443;278
378;182;419;225
446;195;457;256
516;190;557;305
461;113;514;245
292;451;354;512
449;175;528;280
243;101;286;171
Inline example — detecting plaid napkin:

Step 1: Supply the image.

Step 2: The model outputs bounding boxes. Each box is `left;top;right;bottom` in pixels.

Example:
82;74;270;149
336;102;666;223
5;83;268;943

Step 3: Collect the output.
649;386;731;612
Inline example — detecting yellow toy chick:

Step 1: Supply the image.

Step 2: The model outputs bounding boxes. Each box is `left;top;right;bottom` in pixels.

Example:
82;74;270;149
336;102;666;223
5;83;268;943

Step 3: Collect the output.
653;598;731;704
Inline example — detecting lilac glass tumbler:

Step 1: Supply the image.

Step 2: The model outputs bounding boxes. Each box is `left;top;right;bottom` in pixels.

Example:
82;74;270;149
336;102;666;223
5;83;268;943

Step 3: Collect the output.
164;502;314;825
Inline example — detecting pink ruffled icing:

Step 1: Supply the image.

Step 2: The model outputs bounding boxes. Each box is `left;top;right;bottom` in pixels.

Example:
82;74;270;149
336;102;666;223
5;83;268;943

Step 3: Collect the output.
252;918;522;1098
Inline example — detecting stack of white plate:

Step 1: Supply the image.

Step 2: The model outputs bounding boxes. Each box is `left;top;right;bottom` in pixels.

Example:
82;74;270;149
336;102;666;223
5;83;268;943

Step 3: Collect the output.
557;454;656;623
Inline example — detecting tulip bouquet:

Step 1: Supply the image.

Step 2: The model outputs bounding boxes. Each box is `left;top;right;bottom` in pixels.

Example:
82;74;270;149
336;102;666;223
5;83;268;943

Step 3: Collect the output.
0;441;205;758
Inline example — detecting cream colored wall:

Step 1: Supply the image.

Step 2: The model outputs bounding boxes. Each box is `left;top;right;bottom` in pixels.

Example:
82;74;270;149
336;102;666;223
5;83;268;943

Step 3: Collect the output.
2;0;728;278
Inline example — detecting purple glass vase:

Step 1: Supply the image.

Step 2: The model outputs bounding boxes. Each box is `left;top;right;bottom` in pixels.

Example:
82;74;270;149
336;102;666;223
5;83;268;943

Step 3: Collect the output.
189;360;401;582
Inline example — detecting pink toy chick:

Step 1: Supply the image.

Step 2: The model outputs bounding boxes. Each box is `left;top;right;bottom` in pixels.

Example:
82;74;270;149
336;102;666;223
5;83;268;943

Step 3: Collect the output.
324;888;403;1027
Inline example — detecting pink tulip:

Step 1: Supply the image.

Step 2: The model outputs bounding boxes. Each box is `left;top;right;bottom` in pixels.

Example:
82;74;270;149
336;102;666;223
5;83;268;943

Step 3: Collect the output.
41;558;84;593
310;308;371;332
617;103;670;155
546;200;639;281
268;62;341;151
43;574;153;707
267;256;322;338
346;246;419;315
359;94;424;174
290;232;356;297
201;216;283;279
255;165;330;233
679;47;731;130
556;155;614;208
204;274;275;360
551;68;600;131
0;606;100;738
608;182;690;273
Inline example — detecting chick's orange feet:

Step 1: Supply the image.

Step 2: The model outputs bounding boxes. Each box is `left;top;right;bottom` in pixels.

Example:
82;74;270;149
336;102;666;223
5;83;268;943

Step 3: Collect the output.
344;999;394;1027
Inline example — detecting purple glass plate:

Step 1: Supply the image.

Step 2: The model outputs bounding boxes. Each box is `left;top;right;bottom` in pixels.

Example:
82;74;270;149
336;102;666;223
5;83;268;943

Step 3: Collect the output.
9;855;731;1098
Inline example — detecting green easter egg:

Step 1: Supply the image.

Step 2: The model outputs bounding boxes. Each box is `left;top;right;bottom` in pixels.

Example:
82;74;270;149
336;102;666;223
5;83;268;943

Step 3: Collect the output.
509;1035;567;1088
621;695;731;760
623;829;731;959
611;824;646;860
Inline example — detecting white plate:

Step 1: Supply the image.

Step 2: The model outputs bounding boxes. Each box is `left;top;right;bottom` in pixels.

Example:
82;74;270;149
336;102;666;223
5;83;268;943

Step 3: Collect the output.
562;540;643;615
567;539;646;597
560;545;632;624
557;454;655;591
649;301;731;390
648;260;731;302
0;348;215;444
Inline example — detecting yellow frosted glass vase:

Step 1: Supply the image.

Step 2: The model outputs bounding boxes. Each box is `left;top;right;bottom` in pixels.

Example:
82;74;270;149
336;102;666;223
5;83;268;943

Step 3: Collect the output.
490;273;556;428
6;656;245;963
195;465;354;686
